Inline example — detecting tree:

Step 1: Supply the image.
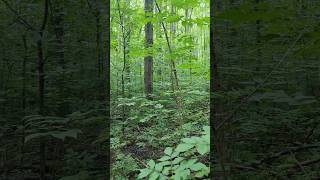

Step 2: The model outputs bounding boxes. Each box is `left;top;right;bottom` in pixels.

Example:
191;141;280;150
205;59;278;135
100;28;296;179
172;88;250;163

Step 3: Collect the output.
36;1;49;179
144;0;154;99
209;0;225;178
1;0;111;179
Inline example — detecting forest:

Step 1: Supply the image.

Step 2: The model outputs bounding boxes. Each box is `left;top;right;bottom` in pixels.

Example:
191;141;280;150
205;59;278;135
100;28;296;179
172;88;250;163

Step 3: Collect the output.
1;0;320;180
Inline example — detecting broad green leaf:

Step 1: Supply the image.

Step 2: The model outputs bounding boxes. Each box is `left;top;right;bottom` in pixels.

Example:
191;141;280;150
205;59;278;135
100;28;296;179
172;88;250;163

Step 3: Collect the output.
196;143;209;155
155;163;164;172
147;159;156;169
164;147;173;155
181;137;196;144
175;143;194;152
172;157;185;165
137;168;153;179
171;151;180;158
149;171;160;180
51;129;82;141
190;162;207;171
159;156;171;161
162;167;171;175
25;132;48;143
158;161;171;167
203;126;210;135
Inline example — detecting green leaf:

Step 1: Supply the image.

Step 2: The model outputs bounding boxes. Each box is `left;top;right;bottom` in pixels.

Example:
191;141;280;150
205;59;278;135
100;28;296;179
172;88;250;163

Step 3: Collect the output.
171;151;180;158
149;171;160;180
181;137;196;144
202;134;210;144
174;169;190;180
159;175;167;180
159;156;171;161
172;157;185;165
190;162;207;171
196;143;209;155
158;161;171;167
147;159;156;169
155;163;164;172
175;143;194;152
162;167;171;175
185;159;198;169
137;168;153;179
25;132;48;143
203;126;210;135
164;147;173;155
24;129;82;143
195;167;210;177
51;129;82;141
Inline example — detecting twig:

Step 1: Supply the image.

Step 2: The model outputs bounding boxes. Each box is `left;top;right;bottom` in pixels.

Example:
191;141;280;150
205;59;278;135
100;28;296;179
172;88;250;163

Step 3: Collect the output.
289;157;320;169
255;144;320;166
133;156;148;168
289;150;305;172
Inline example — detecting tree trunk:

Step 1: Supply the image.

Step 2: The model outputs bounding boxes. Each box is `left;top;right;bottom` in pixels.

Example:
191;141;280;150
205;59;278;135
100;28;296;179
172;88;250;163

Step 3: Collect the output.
210;0;227;179
255;0;261;73
97;2;103;76
155;1;182;110
144;0;153;99
37;0;49;179
52;0;68;116
20;35;27;175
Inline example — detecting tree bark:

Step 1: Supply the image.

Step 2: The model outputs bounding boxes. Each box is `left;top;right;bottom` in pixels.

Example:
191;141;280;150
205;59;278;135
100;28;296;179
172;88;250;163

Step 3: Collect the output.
210;0;227;179
51;0;67;116
96;1;103;76
144;0;153;99
20;35;27;175
37;0;49;179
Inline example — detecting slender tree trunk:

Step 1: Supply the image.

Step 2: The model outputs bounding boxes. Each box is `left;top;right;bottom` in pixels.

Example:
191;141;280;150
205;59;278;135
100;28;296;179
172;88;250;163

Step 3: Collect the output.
155;1;183;111
20;35;27;177
125;30;131;97
116;0;129;129
144;0;153;99
37;1;49;179
50;2;67;177
52;0;67;116
255;0;261;73
22;35;27;113
96;1;103;76
185;8;193;83
210;0;227;179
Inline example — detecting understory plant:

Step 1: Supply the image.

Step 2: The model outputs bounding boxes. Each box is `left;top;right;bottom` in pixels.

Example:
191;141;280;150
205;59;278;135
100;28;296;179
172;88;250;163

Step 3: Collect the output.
137;126;210;179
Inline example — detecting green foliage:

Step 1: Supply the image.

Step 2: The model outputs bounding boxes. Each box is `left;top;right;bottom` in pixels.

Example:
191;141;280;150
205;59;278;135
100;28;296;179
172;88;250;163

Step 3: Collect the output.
112;153;139;179
137;126;210;179
1;0;319;179
22;115;82;143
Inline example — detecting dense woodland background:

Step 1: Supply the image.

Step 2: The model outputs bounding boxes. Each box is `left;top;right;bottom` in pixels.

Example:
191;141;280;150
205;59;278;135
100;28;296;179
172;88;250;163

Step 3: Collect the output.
1;0;320;179
0;0;109;179
212;0;320;179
